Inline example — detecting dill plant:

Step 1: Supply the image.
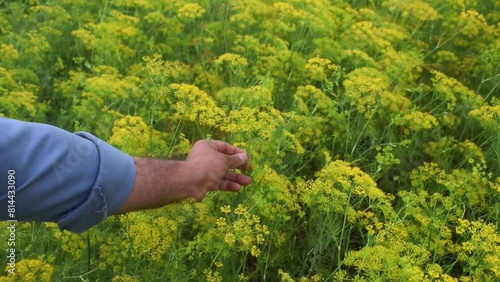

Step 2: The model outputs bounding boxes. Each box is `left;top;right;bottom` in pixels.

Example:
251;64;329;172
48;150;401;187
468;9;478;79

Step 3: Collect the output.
0;0;498;281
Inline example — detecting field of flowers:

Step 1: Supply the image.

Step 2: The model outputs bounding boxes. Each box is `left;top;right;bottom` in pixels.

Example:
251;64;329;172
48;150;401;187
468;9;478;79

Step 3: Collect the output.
0;0;499;281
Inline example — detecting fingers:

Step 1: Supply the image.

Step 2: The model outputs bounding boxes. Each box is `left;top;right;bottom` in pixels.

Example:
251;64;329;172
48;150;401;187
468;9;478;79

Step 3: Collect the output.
225;171;251;186
218;180;242;192
226;152;249;169
197;139;250;170
204;140;246;155
218;171;252;192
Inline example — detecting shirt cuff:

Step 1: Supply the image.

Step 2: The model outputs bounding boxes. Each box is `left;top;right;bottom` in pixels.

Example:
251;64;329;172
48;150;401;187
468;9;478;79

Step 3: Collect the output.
57;132;136;233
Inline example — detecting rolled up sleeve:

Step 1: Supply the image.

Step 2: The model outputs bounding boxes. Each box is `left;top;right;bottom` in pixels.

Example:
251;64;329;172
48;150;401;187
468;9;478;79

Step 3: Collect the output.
0;118;136;233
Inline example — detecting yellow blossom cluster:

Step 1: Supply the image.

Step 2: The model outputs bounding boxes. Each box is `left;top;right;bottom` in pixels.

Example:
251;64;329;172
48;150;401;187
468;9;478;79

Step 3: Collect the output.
398;110;438;132
455;10;493;39
122;213;179;261
468;105;500;132
185;203;270;264
169;83;226;128
300;160;395;222
109;115;150;155
383;0;441;21
304;57;339;82
0;259;53;282
431;70;485;110
454;219;500;279
178;3;206;21
0;0;498;281
0;44;19;66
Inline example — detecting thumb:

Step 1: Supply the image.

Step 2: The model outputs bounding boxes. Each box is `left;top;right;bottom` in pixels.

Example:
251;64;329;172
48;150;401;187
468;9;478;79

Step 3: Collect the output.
227;152;248;169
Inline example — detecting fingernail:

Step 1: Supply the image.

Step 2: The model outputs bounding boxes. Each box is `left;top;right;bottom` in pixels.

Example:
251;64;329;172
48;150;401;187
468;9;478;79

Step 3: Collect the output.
237;153;248;162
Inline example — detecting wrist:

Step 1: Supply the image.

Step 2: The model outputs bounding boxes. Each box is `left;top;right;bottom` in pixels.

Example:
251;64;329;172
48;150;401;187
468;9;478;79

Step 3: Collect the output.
116;157;194;214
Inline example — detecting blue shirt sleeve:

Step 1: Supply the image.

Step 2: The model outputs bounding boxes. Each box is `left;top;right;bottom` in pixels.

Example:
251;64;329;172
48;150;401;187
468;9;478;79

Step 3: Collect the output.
0;117;136;233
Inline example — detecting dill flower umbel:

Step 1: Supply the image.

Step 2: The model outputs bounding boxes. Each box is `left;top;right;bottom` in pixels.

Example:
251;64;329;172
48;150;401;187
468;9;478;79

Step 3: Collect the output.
108;115;150;155
397;110;439;132
431;70;485;110
3;259;54;282
468;105;500;131
0;44;19;66
304;57;339;82
168;83;226;128
178;3;206;21
383;0;441;21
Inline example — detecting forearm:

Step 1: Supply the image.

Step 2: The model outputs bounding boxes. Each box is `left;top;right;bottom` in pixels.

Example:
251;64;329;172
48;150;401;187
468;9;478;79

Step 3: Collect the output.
116;157;193;213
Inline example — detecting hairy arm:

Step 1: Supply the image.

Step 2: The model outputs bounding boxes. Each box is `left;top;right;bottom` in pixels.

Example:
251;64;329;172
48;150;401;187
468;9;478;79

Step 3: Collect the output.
116;140;251;213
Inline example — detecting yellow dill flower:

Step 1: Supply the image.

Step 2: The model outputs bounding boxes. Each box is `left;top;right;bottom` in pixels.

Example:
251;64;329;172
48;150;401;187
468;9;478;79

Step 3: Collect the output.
343;67;407;117
250;245;261;257
215;86;273;110
435;50;458;64
342;21;407;52
278;269;295;282
168;83;226;128
178;3;206;21
468;105;500;132
3;259;54;282
376;145;400;169
216;217;227;229
215;53;249;82
344;49;378;67
0;67;17;91
283;129;305;155
204;269;223;282
379;47;423;87
424;137;486;167
450;0;477;11
348;21;389;48
344;241;429;281
122;212;178;262
294;85;337;116
215;53;248;69
454;219;500;280
410;160;493;210
383;0;441;21
72;28;95;49
397;110;439;132
109;115;151;155
234;204;247;215
305;57;339;82
302;160;395;220
379;89;412;113
486;254;500;277
143;54;192;87
220;106;281;139
111;275;140;282
427;263;443;279
24;31;50;59
224;233;236;246
431;70;484;110
270;2;310;34
249;165;302;222
112;0;152;9
455;10;493;39
230;11;257;30
220;205;231;214
0;44;19;65
0;91;38;118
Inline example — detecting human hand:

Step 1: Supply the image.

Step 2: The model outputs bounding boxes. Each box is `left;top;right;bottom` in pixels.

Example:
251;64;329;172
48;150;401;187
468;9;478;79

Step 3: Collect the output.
116;140;251;214
185;140;251;201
